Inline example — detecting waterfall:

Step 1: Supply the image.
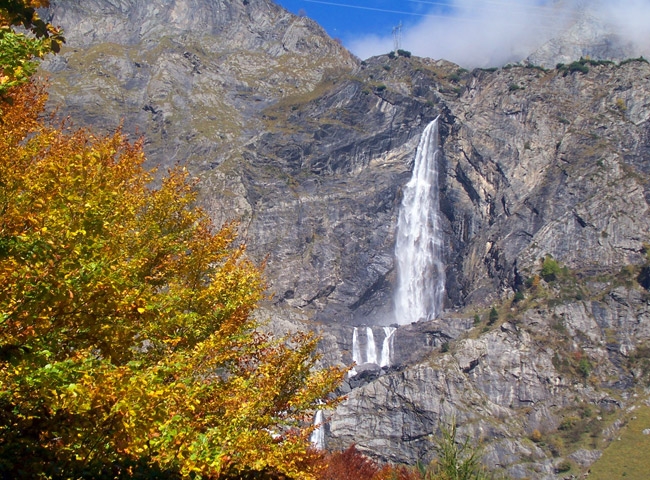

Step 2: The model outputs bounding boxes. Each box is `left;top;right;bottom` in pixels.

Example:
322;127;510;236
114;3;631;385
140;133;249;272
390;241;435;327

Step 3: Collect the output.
310;410;325;450
352;327;362;364
350;327;361;376
351;326;393;375
365;327;377;365
394;117;446;325
352;327;361;371
380;326;396;367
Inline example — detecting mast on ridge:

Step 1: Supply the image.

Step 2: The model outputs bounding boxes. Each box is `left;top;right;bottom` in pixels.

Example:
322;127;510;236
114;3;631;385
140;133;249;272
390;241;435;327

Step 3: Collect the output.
392;21;402;53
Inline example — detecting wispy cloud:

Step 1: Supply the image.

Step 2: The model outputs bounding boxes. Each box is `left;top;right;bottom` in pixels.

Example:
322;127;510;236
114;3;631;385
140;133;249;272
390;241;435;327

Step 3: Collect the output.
599;0;650;54
347;0;650;67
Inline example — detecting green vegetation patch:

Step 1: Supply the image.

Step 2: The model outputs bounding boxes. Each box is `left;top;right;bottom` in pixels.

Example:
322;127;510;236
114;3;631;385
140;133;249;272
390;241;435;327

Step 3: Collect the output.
556;57;616;76
525;63;549;72
619;56;649;66
588;405;650;480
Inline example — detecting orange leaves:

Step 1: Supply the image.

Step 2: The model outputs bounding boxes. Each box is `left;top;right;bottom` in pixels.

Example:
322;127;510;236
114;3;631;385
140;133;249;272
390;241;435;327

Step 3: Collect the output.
0;80;344;479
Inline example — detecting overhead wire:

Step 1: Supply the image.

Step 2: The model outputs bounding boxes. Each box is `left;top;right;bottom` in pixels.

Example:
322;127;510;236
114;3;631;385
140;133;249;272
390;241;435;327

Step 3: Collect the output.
405;0;568;22
406;0;566;16
299;0;572;32
300;0;444;17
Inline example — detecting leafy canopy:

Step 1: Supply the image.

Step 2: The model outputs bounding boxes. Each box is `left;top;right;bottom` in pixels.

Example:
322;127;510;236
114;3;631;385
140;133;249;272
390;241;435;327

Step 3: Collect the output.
0;0;65;96
0;82;344;479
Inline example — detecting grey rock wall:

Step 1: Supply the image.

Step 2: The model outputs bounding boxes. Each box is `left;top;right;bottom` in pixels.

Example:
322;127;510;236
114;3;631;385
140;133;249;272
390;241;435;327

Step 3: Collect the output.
326;284;650;478
441;60;650;306
43;0;357;172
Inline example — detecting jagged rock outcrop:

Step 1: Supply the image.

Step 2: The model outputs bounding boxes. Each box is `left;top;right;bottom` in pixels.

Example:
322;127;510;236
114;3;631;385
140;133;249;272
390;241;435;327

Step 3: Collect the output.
442;60;650;305
326;280;650;478
43;0;356;171
38;1;650;477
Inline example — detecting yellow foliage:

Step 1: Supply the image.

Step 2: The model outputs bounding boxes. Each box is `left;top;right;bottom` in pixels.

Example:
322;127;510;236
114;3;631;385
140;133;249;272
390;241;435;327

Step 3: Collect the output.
0;82;345;478
531;274;541;290
530;429;543;443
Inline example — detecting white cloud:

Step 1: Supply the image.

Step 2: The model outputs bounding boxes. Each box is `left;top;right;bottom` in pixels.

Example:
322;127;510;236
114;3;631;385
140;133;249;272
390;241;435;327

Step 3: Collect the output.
347;0;650;67
600;0;650;54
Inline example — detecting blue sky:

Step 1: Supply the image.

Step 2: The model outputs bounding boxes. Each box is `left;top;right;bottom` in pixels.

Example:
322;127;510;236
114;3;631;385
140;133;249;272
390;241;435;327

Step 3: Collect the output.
275;0;650;67
276;0;439;47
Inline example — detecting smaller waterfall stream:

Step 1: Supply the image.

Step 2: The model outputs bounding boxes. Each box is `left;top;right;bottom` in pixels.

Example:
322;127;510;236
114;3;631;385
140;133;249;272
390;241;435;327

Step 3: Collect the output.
310;410;325;450
350;327;361;376
365;327;377;365
380;327;396;367
352;327;361;364
349;326;396;375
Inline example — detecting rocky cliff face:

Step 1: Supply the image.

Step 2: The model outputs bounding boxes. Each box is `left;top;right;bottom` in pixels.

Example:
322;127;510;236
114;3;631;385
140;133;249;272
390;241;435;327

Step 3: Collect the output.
325;283;650;478
312;58;650;478
39;1;650;477
442;60;650;304
43;0;356;171
239;56;650;321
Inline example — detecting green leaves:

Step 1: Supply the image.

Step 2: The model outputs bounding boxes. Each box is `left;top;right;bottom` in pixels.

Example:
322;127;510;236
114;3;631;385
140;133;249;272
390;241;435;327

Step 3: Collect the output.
431;419;491;480
0;28;45;95
0;1;65;97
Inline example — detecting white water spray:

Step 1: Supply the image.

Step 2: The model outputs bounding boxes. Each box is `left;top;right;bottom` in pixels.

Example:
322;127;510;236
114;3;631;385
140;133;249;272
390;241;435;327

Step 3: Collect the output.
310;410;325;450
394;117;446;325
350;327;361;376
350;326;397;375
365;327;377;365
380;327;396;367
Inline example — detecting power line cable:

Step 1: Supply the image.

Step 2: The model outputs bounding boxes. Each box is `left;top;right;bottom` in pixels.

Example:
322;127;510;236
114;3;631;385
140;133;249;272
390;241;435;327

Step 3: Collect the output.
405;0;567;16
404;0;569;22
300;0;443;17
300;0;569;31
302;0;568;23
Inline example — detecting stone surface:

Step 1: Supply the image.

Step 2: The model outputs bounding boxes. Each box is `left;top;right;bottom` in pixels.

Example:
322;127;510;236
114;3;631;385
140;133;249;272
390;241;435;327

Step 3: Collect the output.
43;0;357;173
326;288;650;477
568;448;602;467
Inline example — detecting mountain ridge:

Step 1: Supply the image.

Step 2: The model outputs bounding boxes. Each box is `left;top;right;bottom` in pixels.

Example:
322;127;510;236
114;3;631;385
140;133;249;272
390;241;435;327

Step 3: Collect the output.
38;1;650;477
43;0;357;172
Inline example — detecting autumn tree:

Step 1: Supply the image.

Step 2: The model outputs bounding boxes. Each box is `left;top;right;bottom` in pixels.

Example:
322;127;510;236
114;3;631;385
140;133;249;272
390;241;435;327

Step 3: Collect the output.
0;0;64;96
0;81;344;478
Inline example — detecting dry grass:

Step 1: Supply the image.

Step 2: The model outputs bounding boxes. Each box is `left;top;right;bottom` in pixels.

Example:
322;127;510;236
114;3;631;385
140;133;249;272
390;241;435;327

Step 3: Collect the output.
588;405;650;480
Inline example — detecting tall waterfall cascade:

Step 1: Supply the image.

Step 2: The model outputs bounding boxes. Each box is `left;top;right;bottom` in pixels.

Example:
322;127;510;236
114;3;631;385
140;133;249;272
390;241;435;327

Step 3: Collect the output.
394;117;446;325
